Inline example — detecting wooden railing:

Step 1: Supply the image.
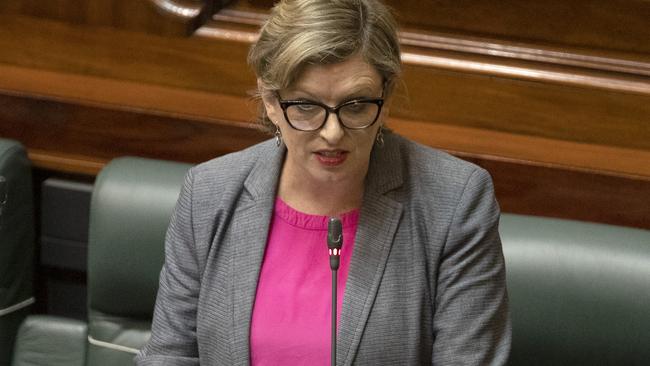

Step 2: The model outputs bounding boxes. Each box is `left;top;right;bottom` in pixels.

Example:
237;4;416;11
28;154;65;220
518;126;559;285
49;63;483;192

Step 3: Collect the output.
0;0;230;35
0;0;648;228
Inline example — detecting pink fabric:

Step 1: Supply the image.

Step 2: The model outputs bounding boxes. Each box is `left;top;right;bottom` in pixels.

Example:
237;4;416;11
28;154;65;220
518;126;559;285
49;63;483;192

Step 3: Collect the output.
250;198;359;365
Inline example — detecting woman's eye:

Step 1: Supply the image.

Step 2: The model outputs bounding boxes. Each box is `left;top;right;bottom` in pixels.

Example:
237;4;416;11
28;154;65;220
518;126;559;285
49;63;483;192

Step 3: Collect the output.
345;103;369;113
296;104;318;112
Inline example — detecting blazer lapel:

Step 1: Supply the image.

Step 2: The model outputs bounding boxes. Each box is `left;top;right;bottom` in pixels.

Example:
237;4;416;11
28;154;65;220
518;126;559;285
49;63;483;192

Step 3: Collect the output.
230;140;284;365
338;133;404;365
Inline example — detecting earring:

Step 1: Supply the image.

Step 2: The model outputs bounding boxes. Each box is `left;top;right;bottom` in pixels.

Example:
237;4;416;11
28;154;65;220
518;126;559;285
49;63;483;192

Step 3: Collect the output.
375;125;385;148
274;124;282;147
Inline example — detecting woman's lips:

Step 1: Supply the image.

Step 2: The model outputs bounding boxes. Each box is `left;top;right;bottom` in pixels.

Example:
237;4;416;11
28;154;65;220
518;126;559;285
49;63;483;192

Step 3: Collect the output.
315;150;348;166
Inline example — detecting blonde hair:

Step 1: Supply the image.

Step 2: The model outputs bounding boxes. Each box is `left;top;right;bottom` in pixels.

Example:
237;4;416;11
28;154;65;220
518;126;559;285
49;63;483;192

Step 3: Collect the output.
248;0;401;133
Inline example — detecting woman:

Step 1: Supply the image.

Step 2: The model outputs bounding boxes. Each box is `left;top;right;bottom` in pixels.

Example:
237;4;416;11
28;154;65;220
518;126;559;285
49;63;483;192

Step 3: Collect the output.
136;0;510;365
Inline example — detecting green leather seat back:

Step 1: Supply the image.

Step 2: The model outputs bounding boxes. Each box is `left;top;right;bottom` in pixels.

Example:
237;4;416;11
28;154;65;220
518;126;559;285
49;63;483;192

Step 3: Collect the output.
0;139;35;366
86;157;191;365
501;214;650;366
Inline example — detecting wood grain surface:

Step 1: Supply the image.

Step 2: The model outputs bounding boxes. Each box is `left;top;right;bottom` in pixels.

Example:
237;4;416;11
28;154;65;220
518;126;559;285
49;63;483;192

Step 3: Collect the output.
1;1;649;227
0;0;219;35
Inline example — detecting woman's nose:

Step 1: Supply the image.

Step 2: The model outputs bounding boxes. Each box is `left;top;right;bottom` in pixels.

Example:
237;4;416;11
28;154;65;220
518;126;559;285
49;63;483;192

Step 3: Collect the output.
319;112;345;144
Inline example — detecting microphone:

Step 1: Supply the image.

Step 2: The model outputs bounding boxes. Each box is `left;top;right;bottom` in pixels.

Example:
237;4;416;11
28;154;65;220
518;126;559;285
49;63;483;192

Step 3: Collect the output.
328;217;343;270
327;217;343;366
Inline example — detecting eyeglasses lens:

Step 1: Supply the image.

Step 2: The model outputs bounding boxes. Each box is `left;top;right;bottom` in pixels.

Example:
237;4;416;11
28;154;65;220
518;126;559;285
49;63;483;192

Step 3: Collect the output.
286;102;379;130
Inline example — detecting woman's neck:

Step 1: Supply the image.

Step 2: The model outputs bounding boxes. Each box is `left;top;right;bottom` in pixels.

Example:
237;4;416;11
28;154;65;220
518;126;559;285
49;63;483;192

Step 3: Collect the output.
277;168;364;217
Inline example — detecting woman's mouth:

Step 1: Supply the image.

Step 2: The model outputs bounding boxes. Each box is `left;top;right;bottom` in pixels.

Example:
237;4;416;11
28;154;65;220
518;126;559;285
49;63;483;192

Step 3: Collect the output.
315;150;348;166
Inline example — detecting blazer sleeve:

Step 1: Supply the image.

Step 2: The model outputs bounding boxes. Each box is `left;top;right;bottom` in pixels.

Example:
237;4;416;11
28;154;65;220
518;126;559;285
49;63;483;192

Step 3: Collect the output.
135;169;201;365
432;167;511;365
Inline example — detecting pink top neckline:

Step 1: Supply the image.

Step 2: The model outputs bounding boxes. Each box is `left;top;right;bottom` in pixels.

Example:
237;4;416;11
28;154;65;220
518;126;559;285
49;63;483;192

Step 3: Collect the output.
273;198;360;230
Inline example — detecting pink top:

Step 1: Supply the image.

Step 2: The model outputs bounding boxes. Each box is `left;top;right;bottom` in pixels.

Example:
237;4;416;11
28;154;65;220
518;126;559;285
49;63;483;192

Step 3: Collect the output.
250;198;359;365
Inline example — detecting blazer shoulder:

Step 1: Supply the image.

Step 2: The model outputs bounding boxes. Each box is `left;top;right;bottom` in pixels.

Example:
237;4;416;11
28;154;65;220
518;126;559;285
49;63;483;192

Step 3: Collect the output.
387;135;497;227
190;139;274;188
396;135;489;191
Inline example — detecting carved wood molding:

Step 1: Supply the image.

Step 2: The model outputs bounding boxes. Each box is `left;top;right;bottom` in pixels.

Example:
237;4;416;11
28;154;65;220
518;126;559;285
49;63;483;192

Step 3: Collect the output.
385;0;650;56
147;0;232;34
1;14;648;163
398;30;650;78
1;86;648;229
148;0;205;19
1;63;648;228
2;63;649;180
0;0;231;36
199;6;650;96
28;150;107;176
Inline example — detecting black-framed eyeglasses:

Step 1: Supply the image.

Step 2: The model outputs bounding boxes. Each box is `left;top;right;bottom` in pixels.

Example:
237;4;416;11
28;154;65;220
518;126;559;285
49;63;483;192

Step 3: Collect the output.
277;92;384;132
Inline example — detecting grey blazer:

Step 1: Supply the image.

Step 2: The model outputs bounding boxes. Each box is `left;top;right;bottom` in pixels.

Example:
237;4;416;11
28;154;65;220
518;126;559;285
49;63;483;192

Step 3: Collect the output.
136;132;511;365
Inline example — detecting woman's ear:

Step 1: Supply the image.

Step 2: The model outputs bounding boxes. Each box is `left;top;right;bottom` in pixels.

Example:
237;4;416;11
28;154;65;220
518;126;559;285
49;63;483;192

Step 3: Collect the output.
258;78;280;121
378;80;399;124
379;101;390;124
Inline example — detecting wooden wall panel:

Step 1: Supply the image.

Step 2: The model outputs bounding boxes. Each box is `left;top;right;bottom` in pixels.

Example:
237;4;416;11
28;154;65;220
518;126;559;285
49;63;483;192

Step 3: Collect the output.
203;3;650;146
199;2;650;173
397;64;650;150
1;0;649;228
0;92;267;173
389;0;650;57
465;156;650;229
0;15;254;94
3;62;649;179
2;13;647;163
2;89;647;229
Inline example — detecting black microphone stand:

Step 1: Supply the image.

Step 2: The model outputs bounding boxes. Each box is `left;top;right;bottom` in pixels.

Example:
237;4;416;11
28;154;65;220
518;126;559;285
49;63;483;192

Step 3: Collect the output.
0;176;7;230
331;263;338;366
327;217;343;366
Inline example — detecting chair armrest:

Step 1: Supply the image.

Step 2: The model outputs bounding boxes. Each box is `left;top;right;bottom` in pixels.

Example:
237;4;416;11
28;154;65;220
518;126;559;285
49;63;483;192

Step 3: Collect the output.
11;315;87;366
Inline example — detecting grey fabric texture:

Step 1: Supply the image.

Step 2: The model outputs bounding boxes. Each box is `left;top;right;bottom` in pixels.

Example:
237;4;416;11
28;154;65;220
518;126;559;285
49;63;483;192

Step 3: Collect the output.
136;132;511;365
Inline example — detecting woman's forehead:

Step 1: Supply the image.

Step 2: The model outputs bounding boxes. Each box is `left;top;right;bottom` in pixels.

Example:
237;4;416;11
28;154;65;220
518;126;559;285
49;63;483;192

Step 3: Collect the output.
286;55;383;98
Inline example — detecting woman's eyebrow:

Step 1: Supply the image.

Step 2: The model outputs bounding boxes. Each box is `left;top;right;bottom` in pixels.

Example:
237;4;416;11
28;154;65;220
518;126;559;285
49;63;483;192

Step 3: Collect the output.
346;87;378;98
283;84;380;101
281;89;318;100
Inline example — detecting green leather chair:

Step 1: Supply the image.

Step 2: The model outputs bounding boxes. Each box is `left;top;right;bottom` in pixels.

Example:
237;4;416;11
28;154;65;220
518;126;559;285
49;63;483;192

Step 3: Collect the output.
10;155;650;365
501;214;650;366
0;139;35;366
11;157;191;366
